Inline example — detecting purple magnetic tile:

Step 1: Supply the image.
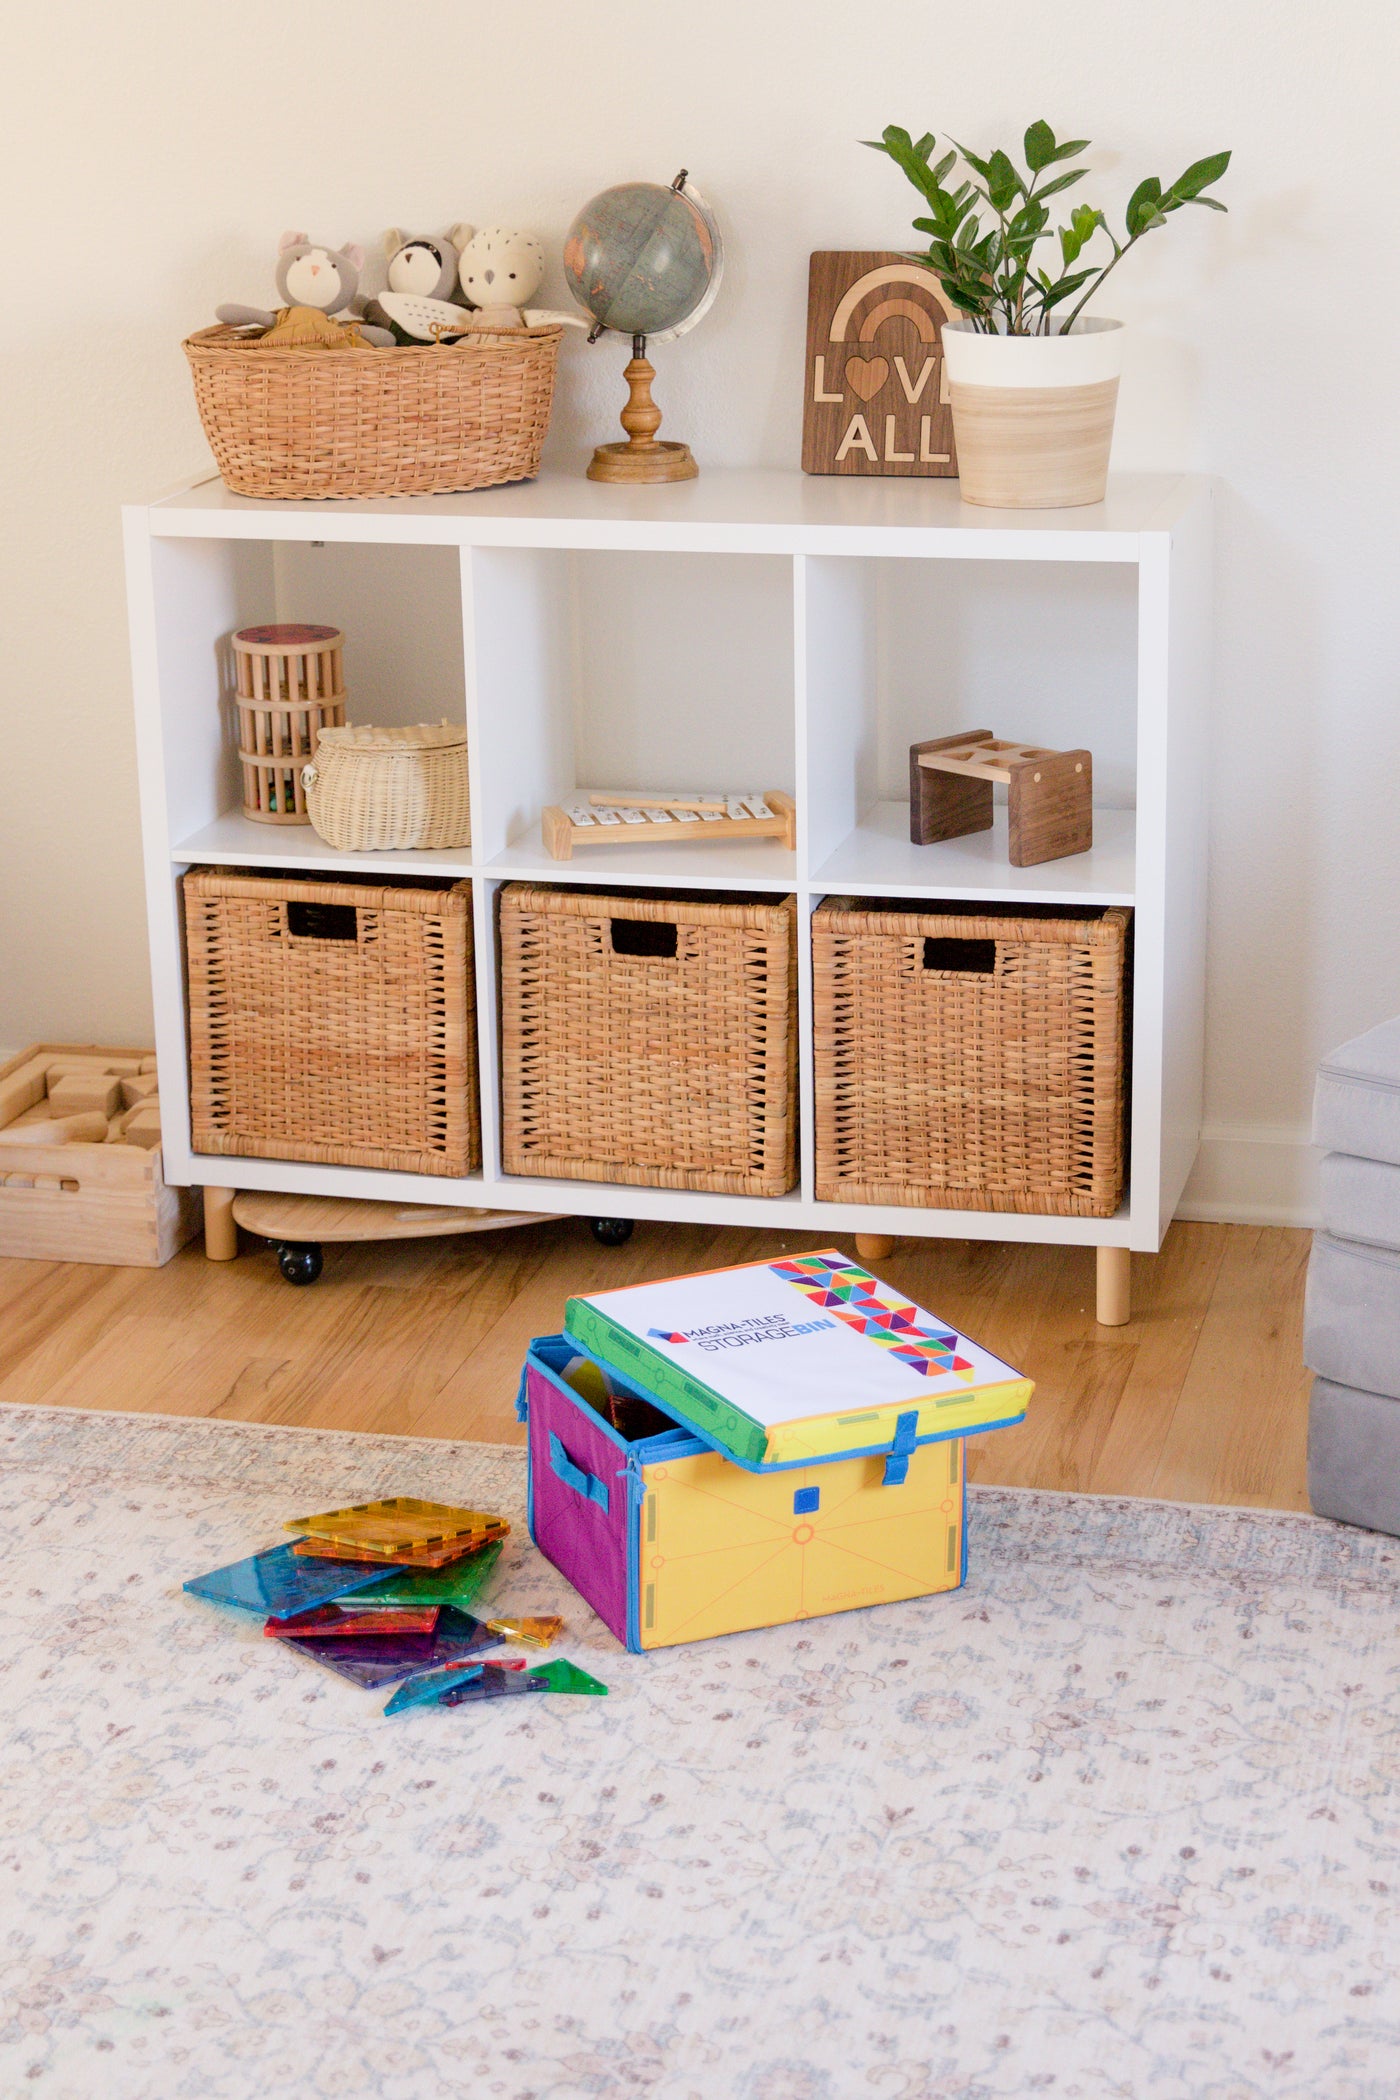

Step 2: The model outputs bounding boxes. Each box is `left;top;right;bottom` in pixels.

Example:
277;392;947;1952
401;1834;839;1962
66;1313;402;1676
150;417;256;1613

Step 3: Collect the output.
278;1607;496;1688
440;1665;549;1706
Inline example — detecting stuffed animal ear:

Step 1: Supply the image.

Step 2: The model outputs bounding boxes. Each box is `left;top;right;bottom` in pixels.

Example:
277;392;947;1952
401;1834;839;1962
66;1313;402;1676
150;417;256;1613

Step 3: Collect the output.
383;228;405;258
278;230;307;254
342;243;366;272
448;222;475;253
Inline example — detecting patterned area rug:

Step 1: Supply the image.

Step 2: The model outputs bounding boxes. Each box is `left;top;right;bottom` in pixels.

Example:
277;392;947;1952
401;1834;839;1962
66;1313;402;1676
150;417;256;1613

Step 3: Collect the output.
3;1405;1399;2100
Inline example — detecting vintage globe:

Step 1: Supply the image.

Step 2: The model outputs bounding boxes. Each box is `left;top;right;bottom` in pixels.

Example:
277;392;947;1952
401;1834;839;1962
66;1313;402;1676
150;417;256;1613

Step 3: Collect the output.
564;176;722;342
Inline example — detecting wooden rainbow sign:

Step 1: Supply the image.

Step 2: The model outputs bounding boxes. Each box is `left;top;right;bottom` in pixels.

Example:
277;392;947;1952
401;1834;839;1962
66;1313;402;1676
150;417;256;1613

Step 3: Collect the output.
801;251;958;478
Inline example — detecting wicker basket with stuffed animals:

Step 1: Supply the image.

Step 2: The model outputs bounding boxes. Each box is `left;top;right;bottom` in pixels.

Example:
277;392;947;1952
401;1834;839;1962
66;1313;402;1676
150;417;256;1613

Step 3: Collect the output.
186;227;572;500
185;323;563;500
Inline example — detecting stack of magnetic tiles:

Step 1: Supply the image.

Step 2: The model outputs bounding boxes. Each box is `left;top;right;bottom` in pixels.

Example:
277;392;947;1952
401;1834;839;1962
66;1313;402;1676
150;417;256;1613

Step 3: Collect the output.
184;1496;606;1714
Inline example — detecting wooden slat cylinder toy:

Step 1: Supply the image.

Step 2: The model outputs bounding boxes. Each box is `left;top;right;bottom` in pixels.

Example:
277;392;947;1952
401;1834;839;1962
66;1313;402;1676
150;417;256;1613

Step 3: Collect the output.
232;623;346;825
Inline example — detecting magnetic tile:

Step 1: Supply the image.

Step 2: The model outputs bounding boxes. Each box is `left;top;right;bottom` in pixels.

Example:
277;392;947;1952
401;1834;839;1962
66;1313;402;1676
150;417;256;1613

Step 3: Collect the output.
383;1662;486;1716
529;1659;609;1696
487;1615;564;1651
183;1542;389;1618
265;1606;440;1639
291;1525;507;1569
359;1540;505;1612
277;1606;498;1689
440;1665;549;1706
286;1498;509;1555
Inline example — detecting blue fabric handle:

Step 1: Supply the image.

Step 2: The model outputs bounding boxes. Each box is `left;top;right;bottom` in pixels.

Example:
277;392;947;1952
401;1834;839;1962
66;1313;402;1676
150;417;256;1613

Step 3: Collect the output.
882;1409;920;1487
549;1432;610;1512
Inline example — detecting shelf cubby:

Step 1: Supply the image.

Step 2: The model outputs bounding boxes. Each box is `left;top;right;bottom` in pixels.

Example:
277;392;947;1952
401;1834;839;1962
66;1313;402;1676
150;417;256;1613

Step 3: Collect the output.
125;468;1211;1263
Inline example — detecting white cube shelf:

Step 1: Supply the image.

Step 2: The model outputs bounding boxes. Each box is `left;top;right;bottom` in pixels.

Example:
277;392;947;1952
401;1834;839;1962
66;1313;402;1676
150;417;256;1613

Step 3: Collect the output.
124;467;1211;1261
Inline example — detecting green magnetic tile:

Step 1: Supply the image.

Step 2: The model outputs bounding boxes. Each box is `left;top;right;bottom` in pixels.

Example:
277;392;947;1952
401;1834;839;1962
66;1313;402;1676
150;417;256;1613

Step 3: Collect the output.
529;1659;609;1696
359;1539;505;1611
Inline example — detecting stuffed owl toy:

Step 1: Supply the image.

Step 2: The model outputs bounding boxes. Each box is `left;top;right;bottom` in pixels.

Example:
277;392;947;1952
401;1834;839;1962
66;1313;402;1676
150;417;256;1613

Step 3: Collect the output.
217;233;394;348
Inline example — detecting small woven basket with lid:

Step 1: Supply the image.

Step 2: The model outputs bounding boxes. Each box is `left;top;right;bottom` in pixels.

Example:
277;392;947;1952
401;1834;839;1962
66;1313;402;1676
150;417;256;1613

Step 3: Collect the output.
302;722;470;852
183;324;563;500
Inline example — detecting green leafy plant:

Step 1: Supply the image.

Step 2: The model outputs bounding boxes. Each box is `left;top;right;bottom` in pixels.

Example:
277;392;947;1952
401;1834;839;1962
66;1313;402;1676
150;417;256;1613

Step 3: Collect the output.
864;121;1230;335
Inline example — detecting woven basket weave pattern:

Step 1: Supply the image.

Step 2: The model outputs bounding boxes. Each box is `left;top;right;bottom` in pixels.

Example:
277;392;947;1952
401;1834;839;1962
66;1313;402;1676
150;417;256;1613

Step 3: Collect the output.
184;325;562;500
500;886;798;1197
184;870;478;1176
304;729;470;852
812;900;1129;1217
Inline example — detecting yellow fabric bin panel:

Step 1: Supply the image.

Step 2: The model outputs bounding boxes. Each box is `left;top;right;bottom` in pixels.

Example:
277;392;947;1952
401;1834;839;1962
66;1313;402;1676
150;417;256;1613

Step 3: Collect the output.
638;1436;964;1650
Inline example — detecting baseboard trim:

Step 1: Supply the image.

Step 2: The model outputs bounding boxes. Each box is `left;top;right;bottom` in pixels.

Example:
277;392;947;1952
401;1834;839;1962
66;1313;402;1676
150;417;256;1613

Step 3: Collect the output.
1175;1125;1319;1230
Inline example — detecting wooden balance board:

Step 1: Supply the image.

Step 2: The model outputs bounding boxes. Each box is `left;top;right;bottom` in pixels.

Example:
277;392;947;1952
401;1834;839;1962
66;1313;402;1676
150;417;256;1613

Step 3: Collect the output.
230;1193;560;1244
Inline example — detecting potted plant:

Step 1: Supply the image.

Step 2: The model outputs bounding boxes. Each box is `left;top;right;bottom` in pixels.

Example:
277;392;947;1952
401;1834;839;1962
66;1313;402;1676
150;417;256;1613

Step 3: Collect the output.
865;122;1230;508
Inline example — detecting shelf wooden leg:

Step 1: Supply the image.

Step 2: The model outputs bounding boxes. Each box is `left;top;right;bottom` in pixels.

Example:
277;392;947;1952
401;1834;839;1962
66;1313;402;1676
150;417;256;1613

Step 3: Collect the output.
203;1186;238;1262
1096;1245;1130;1326
855;1234;896;1263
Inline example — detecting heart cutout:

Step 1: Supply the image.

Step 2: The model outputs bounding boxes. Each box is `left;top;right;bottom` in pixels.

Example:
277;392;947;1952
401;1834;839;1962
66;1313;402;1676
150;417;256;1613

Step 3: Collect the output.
844;355;889;402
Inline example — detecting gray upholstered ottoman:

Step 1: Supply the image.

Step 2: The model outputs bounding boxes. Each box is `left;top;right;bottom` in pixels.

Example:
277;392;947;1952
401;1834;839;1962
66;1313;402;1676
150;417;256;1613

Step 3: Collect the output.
1305;1018;1400;1532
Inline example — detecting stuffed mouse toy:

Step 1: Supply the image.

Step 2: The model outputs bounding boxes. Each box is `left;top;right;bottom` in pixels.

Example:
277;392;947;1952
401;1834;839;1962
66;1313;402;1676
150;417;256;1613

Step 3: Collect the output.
217;233;394;348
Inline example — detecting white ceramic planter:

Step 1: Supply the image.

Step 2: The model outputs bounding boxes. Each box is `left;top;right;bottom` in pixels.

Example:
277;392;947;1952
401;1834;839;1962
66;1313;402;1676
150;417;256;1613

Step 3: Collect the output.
941;316;1124;509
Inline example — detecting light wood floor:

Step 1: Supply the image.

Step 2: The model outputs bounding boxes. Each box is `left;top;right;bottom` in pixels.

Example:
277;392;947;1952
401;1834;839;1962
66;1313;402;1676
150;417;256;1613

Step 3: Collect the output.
0;1217;1312;1510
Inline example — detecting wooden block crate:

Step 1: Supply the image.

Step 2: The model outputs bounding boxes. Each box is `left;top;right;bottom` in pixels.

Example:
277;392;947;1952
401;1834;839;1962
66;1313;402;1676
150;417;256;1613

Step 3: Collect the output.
0;1044;201;1266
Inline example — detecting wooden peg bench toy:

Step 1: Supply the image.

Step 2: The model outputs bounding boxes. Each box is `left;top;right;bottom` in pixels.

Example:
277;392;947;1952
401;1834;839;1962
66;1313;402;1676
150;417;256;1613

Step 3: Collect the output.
910;730;1092;867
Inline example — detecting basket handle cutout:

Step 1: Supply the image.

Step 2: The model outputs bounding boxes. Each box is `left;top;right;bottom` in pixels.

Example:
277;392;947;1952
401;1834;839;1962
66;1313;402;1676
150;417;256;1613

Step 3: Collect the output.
286;900;359;942
611;918;678;961
922;936;995;975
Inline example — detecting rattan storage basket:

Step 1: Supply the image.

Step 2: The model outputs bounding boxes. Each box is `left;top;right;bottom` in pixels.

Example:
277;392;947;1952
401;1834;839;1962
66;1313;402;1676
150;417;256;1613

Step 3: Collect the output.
812;898;1130;1217
184;868;478;1176
500;885;798;1197
184;324;563;500
302;722;470;851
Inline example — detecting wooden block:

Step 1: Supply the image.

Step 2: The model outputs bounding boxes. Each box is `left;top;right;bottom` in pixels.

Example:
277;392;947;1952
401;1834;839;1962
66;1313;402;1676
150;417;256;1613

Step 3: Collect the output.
0;1056;53;1131
48;1074;124;1118
120;1074;160;1111
139;1057;159;1074
1007;749;1093;868
3;1112;110;1147
45;1055;144;1078
541;805;574;861
122;1119;163;1152
910;732;995;845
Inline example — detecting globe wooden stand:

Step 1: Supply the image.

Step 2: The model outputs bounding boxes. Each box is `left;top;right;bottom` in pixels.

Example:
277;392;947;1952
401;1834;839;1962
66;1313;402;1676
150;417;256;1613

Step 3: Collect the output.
588;352;697;485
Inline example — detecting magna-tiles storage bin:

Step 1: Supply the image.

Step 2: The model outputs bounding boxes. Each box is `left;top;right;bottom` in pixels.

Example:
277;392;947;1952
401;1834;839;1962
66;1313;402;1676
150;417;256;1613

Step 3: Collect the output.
500;884;797;1196
518;1334;967;1652
184;867;478;1175
813;897;1131;1217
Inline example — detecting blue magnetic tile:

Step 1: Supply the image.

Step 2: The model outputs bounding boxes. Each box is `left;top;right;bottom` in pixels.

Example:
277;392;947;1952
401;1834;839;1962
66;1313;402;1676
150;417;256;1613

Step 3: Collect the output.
384;1662;486;1716
184;1542;390;1619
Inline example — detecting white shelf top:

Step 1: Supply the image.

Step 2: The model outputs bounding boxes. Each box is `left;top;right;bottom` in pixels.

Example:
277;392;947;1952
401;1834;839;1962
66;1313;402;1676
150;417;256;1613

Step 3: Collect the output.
136;467;1204;561
484;829;798;892
172;811;473;879
813;801;1136;905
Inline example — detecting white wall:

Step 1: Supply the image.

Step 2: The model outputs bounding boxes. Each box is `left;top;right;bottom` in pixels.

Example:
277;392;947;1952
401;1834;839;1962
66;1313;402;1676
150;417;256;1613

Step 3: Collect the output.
2;0;1396;1223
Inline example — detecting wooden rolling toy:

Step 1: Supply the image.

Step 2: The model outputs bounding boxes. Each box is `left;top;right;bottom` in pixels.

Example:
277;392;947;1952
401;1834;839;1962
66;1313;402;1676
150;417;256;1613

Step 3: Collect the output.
207;1191;635;1283
542;788;796;861
910;730;1092;868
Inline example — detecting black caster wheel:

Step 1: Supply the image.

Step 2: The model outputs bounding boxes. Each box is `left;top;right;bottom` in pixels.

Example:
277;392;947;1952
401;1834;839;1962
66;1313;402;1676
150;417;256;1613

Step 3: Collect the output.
590;1217;634;1248
276;1241;324;1285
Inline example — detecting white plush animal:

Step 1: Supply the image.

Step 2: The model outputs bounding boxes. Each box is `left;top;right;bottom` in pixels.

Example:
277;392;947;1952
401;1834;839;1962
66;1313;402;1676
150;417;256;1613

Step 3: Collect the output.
456;227;543;329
